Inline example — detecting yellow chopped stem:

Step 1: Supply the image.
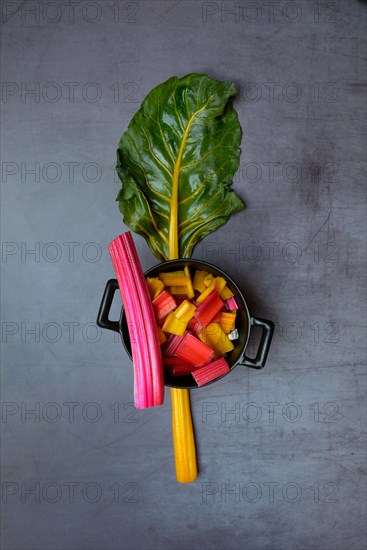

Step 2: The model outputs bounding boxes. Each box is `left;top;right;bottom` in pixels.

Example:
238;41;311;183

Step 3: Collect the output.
193;270;209;293
159;271;189;286
174;299;196;323
170;286;187;295
196;280;215;303
162;312;187;336
220;312;236;333
171;387;198;483
199;322;234;355
219;285;234;300
146;277;164;300
184;266;195;299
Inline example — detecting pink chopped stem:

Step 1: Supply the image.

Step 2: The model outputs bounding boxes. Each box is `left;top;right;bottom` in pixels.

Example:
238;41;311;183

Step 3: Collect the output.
225;297;238;310
192;358;230;387
164;334;186;356
163;357;193;367
174;333;214;367
172;365;197;376
188;317;203;335
195;290;224;327
211;313;222;324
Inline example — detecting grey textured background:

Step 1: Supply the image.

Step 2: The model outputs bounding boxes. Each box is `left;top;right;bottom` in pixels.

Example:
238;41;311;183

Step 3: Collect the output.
1;1;366;549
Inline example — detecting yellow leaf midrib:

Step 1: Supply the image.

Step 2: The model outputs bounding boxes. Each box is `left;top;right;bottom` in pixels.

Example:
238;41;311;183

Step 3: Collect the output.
168;98;212;259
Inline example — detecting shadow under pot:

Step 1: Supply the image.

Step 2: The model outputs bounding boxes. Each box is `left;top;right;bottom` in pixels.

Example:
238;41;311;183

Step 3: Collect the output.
97;259;274;389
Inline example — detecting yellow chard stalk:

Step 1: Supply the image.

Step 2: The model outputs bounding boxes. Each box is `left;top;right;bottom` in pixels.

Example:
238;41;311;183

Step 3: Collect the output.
171;387;197;482
115;73;245;483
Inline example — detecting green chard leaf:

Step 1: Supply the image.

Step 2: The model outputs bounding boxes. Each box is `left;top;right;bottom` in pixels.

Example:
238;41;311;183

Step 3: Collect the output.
116;73;245;261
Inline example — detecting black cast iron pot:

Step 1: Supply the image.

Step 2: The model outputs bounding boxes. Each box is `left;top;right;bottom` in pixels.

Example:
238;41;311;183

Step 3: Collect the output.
97;259;274;389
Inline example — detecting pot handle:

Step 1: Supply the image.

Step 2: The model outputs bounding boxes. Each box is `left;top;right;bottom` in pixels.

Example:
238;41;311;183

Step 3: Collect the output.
240;317;274;369
96;279;120;333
